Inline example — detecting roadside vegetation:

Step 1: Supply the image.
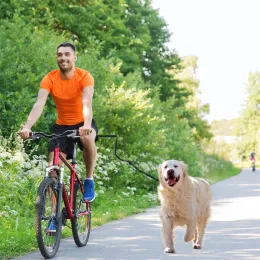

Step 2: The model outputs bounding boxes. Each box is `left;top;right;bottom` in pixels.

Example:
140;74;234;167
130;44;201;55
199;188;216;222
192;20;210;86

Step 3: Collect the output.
0;0;241;259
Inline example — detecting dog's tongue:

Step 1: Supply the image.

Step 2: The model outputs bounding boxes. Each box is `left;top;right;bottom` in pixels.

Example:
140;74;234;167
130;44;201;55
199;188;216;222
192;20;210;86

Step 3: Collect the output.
168;177;176;186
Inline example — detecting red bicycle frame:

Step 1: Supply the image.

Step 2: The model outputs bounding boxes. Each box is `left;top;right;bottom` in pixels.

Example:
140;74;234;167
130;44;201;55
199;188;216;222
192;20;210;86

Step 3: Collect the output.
52;146;85;220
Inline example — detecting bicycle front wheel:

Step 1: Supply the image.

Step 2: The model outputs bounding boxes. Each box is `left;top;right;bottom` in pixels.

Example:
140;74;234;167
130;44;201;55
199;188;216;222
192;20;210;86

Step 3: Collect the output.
71;182;91;247
35;178;62;259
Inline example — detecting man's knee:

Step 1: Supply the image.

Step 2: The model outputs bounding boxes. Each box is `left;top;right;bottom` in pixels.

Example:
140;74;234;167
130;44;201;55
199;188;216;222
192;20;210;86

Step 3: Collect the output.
80;130;96;146
81;135;96;147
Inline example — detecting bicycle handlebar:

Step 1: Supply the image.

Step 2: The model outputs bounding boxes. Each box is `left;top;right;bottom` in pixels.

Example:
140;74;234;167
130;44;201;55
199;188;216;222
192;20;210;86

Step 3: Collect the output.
29;131;118;141
27;131;158;181
30;130;80;141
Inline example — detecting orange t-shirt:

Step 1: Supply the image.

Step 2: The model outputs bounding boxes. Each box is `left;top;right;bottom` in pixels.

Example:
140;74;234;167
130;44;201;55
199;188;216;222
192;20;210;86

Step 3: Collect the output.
40;68;94;125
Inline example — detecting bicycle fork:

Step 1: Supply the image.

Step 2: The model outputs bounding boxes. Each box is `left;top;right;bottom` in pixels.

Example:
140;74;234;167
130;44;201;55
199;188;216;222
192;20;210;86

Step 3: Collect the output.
45;166;64;221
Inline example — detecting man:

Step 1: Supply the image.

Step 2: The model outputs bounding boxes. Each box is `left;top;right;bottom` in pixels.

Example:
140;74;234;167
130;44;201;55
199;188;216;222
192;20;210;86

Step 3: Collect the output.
250;150;256;163
19;42;97;205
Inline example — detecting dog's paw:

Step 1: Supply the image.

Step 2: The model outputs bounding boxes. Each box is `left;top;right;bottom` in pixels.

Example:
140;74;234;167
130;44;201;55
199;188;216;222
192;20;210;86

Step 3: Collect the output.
164;247;176;254
193;243;202;249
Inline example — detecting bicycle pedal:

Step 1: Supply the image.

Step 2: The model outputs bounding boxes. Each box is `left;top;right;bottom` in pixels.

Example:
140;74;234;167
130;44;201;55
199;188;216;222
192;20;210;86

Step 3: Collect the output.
46;231;56;236
81;198;93;205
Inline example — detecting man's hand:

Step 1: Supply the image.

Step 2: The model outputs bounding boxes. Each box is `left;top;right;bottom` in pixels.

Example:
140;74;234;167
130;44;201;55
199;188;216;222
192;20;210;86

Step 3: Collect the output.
19;128;31;139
79;126;92;136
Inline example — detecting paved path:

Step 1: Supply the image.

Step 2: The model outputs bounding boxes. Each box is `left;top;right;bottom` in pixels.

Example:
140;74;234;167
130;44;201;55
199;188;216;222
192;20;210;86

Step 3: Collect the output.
15;168;260;260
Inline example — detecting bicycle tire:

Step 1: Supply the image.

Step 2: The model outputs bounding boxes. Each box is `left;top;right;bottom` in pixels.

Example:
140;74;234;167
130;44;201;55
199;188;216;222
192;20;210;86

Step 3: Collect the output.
35;178;62;259
71;182;91;247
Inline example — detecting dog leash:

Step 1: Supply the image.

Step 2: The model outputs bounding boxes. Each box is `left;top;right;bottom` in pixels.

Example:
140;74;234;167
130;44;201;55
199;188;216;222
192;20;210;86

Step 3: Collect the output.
97;134;159;182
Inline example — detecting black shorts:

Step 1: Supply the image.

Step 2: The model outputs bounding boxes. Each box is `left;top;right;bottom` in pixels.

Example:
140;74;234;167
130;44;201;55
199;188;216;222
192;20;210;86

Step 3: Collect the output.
48;119;98;159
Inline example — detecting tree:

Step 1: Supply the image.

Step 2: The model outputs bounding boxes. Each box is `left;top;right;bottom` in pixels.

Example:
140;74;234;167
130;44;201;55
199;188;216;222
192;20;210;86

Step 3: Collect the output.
170;56;212;140
239;71;260;156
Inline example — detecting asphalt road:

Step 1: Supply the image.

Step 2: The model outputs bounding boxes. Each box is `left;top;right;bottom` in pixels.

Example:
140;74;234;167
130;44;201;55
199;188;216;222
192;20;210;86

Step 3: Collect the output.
15;168;260;260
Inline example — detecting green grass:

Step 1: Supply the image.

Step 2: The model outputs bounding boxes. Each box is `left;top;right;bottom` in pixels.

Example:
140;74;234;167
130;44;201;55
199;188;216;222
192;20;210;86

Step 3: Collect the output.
206;166;241;184
202;154;241;184
0;217;37;258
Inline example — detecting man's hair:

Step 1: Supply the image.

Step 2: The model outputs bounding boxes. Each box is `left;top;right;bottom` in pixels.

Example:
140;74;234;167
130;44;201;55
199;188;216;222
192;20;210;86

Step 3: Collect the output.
57;42;76;52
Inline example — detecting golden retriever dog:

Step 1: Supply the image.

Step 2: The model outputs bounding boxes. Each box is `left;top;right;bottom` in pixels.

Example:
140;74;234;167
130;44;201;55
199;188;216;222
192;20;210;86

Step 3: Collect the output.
158;160;211;253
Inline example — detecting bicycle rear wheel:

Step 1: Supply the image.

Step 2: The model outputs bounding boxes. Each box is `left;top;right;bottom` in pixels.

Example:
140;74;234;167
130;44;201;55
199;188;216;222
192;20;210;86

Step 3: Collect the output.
35;178;62;259
71;182;91;247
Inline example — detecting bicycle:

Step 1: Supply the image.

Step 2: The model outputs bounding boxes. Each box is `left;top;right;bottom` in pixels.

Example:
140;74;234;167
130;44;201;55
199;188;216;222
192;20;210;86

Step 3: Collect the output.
29;130;91;259
28;130;158;258
251;159;256;172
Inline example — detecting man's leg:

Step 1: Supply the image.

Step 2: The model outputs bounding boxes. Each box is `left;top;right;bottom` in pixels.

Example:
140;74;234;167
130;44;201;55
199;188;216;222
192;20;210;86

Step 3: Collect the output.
46;151;67;232
80;129;97;201
81;130;97;178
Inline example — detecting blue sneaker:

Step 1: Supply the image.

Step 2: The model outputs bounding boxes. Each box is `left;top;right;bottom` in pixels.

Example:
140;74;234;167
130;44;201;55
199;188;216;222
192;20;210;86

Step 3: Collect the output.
83;179;95;202
46;219;56;233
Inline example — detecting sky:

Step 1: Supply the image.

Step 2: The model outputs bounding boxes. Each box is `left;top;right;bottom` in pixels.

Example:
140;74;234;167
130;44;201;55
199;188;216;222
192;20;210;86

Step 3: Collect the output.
152;0;260;122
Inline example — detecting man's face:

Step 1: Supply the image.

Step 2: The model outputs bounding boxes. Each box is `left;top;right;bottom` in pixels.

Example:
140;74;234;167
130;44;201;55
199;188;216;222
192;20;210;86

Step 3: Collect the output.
56;46;77;73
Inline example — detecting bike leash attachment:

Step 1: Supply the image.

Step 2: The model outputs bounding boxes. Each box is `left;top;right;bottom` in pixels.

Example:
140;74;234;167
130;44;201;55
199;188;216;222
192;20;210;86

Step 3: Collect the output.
97;134;159;182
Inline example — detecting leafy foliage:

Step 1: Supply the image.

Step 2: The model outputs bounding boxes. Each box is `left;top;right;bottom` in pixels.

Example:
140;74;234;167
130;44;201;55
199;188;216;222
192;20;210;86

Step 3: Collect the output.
238;72;260;158
0;17;64;136
210;119;240;136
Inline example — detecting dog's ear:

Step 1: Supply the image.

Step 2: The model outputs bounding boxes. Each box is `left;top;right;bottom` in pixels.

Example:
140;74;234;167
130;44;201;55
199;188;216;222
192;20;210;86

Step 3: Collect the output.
180;161;187;177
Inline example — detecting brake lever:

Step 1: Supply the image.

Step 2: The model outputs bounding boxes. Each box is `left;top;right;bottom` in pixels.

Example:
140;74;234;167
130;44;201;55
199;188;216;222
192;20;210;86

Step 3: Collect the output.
29;132;41;140
66;130;79;138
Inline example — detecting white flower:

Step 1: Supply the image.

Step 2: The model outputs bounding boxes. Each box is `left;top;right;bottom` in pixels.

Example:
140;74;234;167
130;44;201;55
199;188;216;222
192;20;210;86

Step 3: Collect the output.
0;211;9;217
0;151;11;159
127;187;136;191
24;162;31;169
5;159;12;165
12;152;24;163
101;170;108;176
9;210;18;216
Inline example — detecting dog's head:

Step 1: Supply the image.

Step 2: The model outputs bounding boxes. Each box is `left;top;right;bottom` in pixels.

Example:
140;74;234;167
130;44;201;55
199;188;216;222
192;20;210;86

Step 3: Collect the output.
158;160;187;188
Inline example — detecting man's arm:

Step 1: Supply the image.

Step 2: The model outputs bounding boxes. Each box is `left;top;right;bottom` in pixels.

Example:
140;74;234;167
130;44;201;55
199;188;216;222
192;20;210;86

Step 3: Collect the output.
19;88;49;139
79;86;94;136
